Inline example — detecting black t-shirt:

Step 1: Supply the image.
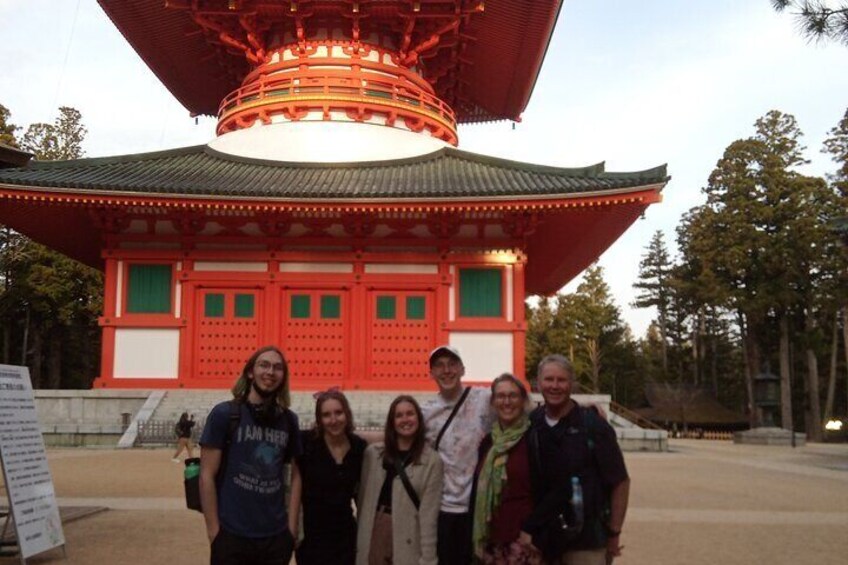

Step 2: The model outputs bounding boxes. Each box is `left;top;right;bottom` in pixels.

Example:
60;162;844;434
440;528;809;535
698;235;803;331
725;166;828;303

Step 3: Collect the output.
296;431;367;536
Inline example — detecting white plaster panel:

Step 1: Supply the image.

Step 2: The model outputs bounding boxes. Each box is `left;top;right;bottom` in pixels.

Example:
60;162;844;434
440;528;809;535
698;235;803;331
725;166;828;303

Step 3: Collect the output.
279;262;353;273
208;121;448;163
364;263;438;274
449;332;514;382
175;261;182;318
114;329;180;379
115;260;123;317
193;261;268;272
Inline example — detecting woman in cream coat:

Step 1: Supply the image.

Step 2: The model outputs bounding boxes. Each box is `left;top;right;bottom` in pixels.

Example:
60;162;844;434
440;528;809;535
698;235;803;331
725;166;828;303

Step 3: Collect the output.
356;395;443;565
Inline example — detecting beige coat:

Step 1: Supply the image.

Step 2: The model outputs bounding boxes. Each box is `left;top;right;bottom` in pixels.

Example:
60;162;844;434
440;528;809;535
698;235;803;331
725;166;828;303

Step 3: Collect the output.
356;443;443;565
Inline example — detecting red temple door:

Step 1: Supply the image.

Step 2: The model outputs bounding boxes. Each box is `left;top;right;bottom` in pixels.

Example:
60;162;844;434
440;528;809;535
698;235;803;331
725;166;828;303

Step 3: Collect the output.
193;288;262;381
281;288;349;389
364;290;435;389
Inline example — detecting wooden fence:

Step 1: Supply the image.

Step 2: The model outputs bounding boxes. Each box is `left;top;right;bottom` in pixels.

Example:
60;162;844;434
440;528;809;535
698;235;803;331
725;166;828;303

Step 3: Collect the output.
136;420;204;446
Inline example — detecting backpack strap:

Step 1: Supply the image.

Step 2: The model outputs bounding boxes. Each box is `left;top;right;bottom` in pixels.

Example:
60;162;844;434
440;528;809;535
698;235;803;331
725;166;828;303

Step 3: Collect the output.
579;405;600;452
434;386;471;451
526;423;543;503
393;457;420;510
216;400;242;486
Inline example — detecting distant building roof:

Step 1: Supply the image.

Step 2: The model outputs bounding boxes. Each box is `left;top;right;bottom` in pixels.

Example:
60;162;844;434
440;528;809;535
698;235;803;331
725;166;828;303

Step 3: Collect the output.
0;143;32;169
634;382;748;427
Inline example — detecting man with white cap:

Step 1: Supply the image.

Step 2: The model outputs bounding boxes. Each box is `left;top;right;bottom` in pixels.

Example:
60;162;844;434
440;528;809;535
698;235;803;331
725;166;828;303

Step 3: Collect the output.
420;345;493;565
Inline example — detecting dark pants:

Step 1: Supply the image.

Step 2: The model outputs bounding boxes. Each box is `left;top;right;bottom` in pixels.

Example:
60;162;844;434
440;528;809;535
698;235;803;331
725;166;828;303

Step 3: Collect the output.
210;528;294;565
437;511;472;565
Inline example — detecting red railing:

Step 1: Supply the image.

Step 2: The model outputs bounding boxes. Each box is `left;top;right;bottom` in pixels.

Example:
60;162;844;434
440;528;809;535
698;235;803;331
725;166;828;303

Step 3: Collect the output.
217;57;457;143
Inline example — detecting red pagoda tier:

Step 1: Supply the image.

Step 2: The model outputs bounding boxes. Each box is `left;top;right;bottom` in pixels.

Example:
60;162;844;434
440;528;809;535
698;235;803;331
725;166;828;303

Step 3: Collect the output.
0;1;669;390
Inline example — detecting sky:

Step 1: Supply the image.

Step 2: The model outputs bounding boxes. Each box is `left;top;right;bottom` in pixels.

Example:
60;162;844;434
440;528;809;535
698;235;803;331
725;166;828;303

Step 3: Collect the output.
1;0;847;337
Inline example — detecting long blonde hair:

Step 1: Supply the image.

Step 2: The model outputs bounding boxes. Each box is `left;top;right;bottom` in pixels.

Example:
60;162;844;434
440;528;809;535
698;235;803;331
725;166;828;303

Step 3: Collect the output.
230;345;291;408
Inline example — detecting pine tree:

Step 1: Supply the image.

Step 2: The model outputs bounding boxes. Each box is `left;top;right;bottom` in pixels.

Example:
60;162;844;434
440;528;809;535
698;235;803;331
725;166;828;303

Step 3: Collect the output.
633;230;673;376
823;108;848;197
0;105;103;388
771;1;848;45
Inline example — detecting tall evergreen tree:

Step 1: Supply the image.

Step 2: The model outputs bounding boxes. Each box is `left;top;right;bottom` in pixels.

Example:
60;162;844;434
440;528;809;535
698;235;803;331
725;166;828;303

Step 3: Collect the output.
822;107;848;421
0;104;103;388
632;230;673;375
822;108;848;197
679;110;844;437
570;265;625;390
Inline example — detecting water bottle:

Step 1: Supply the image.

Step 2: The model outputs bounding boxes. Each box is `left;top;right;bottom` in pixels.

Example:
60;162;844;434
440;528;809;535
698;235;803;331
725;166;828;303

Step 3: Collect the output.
570;476;584;531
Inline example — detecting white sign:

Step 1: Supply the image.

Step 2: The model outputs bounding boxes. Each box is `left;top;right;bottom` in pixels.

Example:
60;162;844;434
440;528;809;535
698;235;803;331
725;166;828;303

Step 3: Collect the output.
0;365;64;559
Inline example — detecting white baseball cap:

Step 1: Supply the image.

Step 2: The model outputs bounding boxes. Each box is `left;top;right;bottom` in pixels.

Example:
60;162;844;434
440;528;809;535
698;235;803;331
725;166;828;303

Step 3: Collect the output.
428;345;463;366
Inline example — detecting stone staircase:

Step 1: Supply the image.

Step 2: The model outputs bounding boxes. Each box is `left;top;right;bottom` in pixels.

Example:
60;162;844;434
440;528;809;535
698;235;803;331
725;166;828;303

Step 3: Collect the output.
151;389;439;431
146;389;667;451
33;388;666;450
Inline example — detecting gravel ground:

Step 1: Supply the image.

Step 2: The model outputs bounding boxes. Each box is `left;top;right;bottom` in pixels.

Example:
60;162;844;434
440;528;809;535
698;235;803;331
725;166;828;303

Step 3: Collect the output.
1;439;846;564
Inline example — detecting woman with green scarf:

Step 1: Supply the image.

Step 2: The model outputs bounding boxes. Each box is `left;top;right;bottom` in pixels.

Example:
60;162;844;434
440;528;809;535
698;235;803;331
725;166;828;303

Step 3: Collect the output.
472;374;541;564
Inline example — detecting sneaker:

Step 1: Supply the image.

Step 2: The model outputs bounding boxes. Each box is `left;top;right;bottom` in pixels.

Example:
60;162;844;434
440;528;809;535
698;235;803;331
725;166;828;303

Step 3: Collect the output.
171;458;180;463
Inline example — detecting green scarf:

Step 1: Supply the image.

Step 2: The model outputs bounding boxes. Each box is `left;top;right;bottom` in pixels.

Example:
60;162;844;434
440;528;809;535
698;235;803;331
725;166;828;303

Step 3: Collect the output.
472;415;530;559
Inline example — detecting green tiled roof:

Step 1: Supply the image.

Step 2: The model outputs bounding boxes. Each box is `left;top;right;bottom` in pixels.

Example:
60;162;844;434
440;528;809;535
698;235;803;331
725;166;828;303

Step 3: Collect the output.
0;146;668;201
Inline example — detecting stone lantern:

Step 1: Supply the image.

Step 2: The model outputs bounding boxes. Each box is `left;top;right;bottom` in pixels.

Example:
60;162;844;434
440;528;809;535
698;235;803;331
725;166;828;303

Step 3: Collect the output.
753;369;780;427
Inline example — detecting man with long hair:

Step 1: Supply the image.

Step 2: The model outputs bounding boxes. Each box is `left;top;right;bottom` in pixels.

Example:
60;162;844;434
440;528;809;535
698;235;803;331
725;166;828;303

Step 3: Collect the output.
199;345;302;565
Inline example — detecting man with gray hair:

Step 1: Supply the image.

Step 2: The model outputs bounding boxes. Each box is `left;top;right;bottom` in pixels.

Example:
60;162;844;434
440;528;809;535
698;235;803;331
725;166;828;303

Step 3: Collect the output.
520;354;630;564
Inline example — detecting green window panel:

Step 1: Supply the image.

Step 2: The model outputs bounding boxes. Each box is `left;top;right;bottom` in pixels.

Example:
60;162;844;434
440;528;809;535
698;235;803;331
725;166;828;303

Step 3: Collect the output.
127;264;172;314
204;294;225;318
234;294;255;318
459;268;502;317
321;295;341;319
291;295;311;319
406;296;426;320
376;296;396;320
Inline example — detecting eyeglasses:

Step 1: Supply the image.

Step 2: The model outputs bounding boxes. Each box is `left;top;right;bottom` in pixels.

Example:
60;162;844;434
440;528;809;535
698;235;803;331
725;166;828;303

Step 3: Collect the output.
256;360;286;373
493;392;522;402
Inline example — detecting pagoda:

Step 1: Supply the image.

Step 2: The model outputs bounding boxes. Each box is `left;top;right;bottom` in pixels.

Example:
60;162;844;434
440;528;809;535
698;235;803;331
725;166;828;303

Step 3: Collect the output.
0;0;667;390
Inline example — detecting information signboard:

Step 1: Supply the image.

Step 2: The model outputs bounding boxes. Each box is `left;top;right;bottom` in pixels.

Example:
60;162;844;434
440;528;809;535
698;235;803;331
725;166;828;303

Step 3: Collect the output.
0;365;65;560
